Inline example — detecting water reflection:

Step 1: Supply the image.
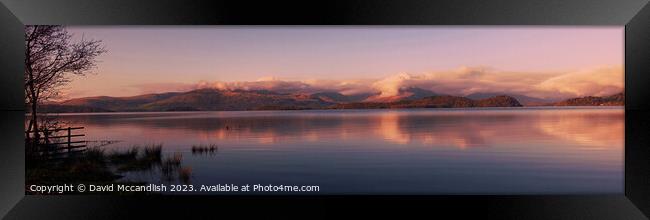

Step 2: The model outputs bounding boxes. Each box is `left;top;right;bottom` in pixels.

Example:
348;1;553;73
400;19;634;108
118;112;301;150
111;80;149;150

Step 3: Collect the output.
49;107;624;194
58;108;623;150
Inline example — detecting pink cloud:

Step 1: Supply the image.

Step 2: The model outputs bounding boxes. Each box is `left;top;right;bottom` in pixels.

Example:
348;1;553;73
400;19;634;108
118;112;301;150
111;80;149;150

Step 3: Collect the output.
123;65;623;100
368;66;623;99
536;66;624;98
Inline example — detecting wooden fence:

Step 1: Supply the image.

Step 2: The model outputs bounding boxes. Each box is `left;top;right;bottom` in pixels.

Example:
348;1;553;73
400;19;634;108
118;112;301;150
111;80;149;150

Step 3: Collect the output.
26;127;86;159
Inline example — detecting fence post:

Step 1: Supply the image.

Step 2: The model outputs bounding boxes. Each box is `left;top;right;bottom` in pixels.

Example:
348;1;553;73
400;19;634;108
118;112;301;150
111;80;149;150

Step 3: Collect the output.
68;127;72;153
44;130;49;156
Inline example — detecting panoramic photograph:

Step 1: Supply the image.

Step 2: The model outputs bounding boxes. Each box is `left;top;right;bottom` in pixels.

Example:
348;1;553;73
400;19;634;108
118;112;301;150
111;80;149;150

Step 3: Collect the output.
25;26;624;194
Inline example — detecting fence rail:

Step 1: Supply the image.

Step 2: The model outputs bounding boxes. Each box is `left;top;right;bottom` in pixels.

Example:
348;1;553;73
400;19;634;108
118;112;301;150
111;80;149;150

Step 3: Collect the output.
31;134;85;139
26;126;87;159
25;126;84;134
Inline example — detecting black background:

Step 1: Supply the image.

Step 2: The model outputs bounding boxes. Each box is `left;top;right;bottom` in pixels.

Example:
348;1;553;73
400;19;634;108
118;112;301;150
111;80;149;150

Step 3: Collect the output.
0;0;649;219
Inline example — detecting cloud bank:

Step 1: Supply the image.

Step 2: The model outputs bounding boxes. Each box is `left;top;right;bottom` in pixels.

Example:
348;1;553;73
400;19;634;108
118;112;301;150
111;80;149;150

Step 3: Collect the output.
370;66;623;99
134;66;624;100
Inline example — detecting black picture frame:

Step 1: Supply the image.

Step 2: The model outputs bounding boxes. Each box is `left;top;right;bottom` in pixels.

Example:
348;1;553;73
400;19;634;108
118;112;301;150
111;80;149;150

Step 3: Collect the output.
0;0;649;219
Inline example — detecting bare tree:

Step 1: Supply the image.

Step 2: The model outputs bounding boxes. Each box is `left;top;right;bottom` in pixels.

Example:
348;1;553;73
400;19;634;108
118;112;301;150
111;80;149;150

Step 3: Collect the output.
25;25;106;143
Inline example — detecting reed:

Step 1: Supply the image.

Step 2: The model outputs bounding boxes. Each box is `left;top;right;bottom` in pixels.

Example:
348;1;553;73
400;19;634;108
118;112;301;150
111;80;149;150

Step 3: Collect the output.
191;144;218;155
178;167;192;184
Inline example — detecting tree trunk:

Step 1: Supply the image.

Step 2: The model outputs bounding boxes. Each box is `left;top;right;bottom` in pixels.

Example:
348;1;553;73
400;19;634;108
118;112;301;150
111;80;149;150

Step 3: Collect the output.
30;101;39;150
26;60;39;149
26;78;39;149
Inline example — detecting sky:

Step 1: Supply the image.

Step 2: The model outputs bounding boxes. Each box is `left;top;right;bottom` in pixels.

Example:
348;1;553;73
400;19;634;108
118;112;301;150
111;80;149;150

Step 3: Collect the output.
61;26;624;100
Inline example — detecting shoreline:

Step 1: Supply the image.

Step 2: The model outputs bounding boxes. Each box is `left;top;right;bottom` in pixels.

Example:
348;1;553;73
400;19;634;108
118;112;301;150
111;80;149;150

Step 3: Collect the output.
27;105;625;116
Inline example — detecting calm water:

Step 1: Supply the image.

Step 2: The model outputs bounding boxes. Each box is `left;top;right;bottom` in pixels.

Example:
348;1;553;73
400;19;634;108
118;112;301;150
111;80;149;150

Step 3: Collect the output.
51;107;623;194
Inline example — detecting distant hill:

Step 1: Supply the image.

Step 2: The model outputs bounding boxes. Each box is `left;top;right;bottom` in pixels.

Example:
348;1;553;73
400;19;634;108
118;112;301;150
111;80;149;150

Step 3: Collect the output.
364;87;440;102
139;89;331;111
40;104;113;113
40;89;623;113
400;87;440;100
58;92;180;111
550;92;624;106
309;92;373;103
466;92;555;105
331;95;522;109
44;89;332;112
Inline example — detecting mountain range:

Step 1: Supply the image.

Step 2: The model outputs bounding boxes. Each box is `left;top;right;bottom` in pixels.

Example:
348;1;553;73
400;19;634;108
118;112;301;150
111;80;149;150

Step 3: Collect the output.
40;87;624;113
548;92;624;106
465;92;557;105
330;95;522;109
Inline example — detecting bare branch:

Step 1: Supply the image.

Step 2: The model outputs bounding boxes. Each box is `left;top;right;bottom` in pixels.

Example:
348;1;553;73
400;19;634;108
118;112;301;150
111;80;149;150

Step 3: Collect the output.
24;25;107;136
